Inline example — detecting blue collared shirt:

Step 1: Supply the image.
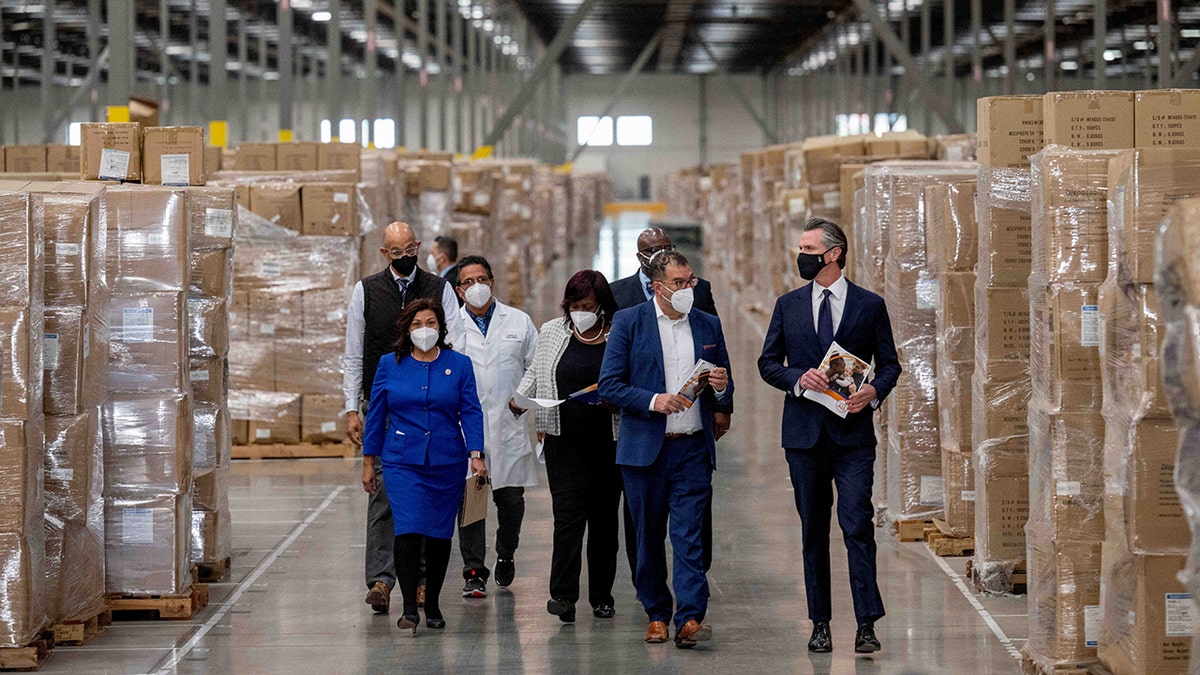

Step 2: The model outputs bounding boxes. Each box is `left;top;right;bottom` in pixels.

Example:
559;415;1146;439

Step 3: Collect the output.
638;268;654;301
470;301;497;336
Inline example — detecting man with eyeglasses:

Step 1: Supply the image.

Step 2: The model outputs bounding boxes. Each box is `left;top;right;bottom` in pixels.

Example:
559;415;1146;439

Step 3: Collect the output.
343;221;468;614
599;250;734;650
609;228;728;579
453;256;539;591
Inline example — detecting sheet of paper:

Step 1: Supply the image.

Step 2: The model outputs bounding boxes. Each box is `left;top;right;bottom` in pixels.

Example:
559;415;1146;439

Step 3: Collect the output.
513;391;565;409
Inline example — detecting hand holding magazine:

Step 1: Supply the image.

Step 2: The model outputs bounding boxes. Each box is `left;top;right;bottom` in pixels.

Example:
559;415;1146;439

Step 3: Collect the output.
802;342;873;418
678;359;717;409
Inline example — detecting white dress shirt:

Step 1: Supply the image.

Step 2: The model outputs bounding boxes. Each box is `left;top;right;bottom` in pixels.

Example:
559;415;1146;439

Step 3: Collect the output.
650;299;703;435
796;274;848;398
342;266;467;413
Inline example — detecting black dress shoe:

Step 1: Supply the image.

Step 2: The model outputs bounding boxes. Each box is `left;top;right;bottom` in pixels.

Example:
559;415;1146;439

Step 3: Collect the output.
425;618;446;629
808;621;832;653
855;622;881;653
396;614;419;635
592;604;615;619
547;597;576;623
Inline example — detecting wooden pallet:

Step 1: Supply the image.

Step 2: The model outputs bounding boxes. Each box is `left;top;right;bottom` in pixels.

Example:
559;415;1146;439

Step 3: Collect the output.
108;584;209;620
194;557;231;583
1020;653;1097;675
0;632;53;671
923;523;975;557
232;442;357;460
52;608;111;646
893;518;934;542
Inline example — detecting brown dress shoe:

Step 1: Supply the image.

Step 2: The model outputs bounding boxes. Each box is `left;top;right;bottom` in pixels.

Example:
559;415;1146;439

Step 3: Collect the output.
644;621;669;644
674;620;712;648
417;584;426;608
365;582;390;613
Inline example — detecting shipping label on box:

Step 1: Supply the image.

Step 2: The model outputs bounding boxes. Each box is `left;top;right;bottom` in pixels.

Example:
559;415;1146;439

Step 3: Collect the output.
142;126;205;185
301;183;358;236
977;96;1045;168
249;183;302;231
1043;90;1135;150
81;123;141;181
1135;89;1200;148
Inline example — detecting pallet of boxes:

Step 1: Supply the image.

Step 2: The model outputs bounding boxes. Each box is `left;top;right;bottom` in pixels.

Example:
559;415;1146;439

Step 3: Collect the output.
220;141;372;459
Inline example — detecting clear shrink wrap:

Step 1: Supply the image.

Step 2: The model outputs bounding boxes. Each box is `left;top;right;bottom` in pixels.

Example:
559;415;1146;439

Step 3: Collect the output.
108;292;188;393
104;493;192;596
26;182;107;308
190;466;230;563
192;402;231;470
231;390;302;445
105;186;189;293
102;393;194;495
875;161;977;524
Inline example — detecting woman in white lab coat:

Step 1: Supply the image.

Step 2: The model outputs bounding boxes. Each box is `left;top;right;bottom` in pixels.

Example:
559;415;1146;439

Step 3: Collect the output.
453;256;539;591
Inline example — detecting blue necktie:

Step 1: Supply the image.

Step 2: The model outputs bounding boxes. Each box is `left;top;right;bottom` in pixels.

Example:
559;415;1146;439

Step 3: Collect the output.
397;278;410;306
644;281;654;301
818;288;834;351
474;315;488;336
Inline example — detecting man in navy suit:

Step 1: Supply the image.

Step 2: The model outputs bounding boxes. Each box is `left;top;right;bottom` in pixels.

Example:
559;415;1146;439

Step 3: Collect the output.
599;251;733;650
757;218;901;655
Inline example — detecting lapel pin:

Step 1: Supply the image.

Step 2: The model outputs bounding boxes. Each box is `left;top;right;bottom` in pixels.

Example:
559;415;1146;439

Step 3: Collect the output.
445;368;452;375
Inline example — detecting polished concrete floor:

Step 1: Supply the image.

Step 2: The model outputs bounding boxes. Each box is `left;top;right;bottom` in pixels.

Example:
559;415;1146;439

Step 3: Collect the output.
42;213;1027;673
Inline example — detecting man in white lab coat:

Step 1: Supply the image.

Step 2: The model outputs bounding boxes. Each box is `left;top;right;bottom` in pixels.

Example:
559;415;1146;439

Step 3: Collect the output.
454;255;540;589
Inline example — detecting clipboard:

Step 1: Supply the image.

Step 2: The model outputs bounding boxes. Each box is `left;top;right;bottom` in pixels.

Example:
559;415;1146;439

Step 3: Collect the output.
460;474;490;527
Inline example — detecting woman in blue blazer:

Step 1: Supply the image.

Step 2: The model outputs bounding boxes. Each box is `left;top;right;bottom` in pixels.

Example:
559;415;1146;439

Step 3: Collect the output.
362;298;486;634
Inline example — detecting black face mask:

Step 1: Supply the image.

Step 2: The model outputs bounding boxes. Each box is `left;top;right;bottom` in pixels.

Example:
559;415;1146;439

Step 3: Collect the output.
796;248;834;281
391;255;417;276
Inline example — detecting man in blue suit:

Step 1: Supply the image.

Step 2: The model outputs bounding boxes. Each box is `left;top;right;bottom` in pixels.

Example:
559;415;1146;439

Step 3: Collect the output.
599;251;733;650
757;218;901;655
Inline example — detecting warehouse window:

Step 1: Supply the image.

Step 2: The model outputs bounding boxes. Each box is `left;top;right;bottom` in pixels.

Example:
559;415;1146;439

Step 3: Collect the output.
373;119;397;149
616;115;653;146
67;122;83;146
577;116;613;147
320;120;333;143
338;119;357;143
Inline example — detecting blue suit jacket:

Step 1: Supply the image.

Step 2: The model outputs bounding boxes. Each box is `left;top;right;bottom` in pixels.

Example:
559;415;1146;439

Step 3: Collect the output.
362;349;485;467
599;301;733;469
757;280;901;450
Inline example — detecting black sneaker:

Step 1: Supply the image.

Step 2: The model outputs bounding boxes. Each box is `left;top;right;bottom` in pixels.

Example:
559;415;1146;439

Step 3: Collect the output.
463;571;487;598
495;559;515;587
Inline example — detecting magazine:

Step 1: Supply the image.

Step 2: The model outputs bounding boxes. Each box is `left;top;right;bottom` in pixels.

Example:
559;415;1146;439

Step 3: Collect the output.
678;359;717;409
801;342;873;418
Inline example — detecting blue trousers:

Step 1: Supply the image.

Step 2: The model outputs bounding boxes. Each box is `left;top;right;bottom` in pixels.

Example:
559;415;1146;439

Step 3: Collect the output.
785;428;885;624
621;434;712;631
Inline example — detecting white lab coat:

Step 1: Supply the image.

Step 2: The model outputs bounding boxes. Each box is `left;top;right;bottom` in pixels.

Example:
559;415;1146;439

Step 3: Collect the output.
459;300;539;489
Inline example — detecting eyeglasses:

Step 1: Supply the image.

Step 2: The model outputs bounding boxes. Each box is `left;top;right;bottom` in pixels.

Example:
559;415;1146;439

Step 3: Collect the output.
459;275;493;288
660;276;698;291
639;244;676;257
386;243;420;258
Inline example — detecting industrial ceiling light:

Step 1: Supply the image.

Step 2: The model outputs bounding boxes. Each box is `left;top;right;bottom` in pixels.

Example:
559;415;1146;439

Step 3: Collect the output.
1061;60;1078;70
1103;49;1121;61
313;10;332;22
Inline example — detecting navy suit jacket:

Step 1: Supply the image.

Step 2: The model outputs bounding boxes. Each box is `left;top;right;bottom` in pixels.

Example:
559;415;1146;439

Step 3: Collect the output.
757;279;901;450
599;301;733;469
610;272;719;317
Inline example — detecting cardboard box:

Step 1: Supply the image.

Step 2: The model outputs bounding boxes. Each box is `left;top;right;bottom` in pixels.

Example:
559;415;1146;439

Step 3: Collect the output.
190;507;231;563
188;297;229;359
246;392;301;444
1122;418;1187;554
276;142;319;171
941;448;975;537
275;339;343;395
301;394;346;443
43;306;107;415
193;401;230;469
802;136;865;185
937;272;976;363
227;339;275;391
938;362;974;453
0;419;44;535
0;306;38;420
128;96;160;127
229;291;250;342
44;411;101;525
106;186;189;292
1043;284;1103;410
1108;148;1200;284
103;392;193;493
317;143;362;180
974;359;1030;442
977;96;1045;168
1027;537;1102;662
45;144;81;172
231;418;249;446
301;183;358;236
249;290;302;341
181;186;236;250
236;142;277;171
301;288;348;339
1036;148;1118;283
189;356;227;406
926;181;977;273
4;144;47;172
192;466;228;512
107;292;188;393
0;189;40;309
104;493;191;595
189;247;232;300
1134;89;1200;148
979;204;1032;286
419;164;452;192
1043;90;1135;150
1098;551;1192;675
204;146;223;174
80;123;142;181
28;182;106;307
142;126;205;186
249;183;302;231
977;473;1029;561
979;286;1030;361
0;532;46;646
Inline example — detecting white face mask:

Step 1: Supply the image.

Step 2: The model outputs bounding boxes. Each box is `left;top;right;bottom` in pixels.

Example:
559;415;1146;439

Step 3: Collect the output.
570;310;599;333
426;253;440;271
665;286;694;315
410;326;439;352
464;283;492;309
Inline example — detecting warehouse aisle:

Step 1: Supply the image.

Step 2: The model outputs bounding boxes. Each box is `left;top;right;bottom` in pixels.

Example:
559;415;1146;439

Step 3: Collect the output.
42;212;1024;674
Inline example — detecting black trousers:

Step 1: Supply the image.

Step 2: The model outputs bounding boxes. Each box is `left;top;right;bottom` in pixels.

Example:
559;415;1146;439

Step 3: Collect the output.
543;433;623;608
457;485;526;578
624;484;713;577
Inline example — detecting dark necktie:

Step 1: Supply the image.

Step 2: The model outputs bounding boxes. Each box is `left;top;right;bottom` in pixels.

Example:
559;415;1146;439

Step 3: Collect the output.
397;278;410;306
474;314;488;336
818;288;834;351
644;281;654;300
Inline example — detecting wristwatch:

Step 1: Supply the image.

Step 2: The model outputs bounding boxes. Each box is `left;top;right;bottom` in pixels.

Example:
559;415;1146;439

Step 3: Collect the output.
469;451;484;460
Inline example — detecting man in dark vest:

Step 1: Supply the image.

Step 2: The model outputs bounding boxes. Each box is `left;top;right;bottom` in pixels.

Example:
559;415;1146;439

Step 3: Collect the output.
343;221;468;614
609;228;730;579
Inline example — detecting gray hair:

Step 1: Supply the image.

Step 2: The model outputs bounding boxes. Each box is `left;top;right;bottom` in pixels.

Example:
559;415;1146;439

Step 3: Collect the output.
802;217;848;269
647;250;691;282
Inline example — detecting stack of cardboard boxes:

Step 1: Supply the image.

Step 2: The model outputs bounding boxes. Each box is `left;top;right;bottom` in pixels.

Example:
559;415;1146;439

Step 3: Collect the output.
1024;90;1133;672
1158;197;1200;675
0;185;48;646
873;162;977;526
102;185;194;596
1098;146;1200;675
80;124;208;186
971;95;1042;595
925;180;979;537
185;187;236;569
